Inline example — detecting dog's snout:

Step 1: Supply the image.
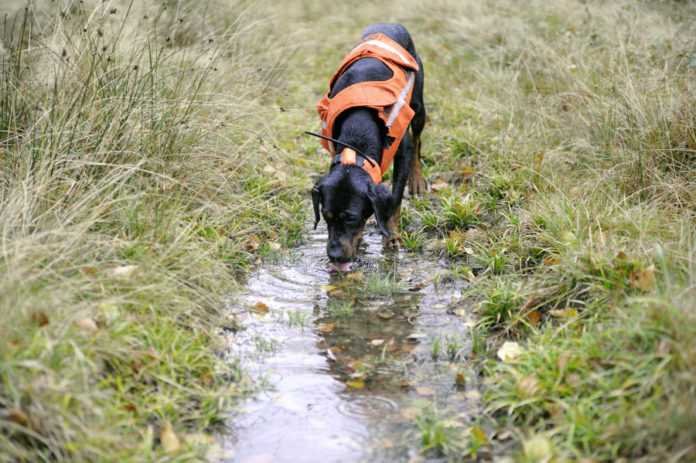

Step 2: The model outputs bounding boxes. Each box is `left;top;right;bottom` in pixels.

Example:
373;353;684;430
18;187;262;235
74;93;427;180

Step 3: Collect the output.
327;241;348;262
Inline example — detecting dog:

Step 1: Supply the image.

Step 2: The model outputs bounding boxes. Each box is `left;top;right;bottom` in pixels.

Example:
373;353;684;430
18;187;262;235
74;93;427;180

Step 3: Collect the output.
310;23;426;270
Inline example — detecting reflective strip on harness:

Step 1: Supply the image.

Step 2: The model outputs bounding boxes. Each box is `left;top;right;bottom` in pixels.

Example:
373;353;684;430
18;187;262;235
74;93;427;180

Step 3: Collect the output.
386;71;415;128
354;39;411;64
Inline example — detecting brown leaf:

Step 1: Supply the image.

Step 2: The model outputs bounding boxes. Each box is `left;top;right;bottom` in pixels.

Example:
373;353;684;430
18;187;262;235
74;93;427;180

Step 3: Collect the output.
629;265;655;292
526;310;542;326
543;256;559;266
81;266;98;277
251;302;269;314
455;371;466;388
7;408;29;427
31;311;49;327
160;421;181;453
377;309;395;320
317;323;335;334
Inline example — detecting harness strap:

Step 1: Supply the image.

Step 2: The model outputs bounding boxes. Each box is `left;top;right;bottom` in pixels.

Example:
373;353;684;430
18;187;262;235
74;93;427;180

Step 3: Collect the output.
332;149;382;184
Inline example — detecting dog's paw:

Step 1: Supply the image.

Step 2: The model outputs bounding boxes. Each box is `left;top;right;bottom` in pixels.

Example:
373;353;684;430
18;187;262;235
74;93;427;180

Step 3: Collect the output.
408;175;427;196
382;234;402;250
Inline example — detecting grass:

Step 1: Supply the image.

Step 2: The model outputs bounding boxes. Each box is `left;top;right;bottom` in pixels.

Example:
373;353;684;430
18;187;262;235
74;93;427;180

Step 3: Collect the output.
0;1;305;461
2;0;696;461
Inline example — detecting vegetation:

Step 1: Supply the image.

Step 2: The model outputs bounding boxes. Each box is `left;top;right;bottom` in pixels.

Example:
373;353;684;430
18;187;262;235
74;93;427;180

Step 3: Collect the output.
0;1;305;461
2;0;695;461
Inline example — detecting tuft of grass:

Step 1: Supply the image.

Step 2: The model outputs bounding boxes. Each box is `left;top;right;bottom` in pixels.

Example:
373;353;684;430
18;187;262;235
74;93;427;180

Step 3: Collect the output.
0;1;305;460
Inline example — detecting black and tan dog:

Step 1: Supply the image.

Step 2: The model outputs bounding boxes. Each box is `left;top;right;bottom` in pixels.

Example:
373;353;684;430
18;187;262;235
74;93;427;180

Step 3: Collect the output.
310;23;426;270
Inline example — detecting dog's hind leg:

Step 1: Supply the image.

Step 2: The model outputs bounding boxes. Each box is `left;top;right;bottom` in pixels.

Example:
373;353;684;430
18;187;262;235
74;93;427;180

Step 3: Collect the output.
408;55;427;196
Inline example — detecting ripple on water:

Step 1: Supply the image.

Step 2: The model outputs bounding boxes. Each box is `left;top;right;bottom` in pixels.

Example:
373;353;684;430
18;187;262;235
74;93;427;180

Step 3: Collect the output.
336;395;399;420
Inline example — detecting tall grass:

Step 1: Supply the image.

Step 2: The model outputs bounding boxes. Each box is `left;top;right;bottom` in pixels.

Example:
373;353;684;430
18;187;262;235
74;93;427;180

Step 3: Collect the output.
0;1;304;460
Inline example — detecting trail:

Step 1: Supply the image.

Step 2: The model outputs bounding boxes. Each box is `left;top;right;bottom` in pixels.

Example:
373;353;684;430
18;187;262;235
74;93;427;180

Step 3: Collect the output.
223;224;480;462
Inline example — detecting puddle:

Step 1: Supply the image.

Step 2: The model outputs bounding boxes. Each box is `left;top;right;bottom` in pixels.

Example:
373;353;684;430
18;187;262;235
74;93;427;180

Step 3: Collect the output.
223;224;480;463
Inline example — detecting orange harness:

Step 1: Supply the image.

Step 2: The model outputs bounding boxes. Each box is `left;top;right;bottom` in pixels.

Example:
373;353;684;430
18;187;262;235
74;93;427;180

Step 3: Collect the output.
317;33;419;184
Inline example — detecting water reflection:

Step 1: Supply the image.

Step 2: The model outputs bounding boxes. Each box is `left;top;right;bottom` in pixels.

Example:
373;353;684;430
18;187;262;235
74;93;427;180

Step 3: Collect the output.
224;224;478;463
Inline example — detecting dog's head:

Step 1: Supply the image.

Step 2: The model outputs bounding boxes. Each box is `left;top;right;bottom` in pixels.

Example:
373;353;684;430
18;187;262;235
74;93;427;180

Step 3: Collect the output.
312;165;392;265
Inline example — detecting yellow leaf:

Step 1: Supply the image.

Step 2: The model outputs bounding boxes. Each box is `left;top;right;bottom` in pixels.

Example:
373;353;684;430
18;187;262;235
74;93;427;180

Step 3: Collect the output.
160;421;181;453
346;379;365;389
461;166;476;179
470;425;488;445
345;271;364;282
320;284;336;292
251;302;269;314
549;308;577;318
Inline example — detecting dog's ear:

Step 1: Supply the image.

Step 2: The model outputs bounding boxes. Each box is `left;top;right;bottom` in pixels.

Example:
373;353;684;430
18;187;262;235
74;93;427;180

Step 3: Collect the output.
311;183;322;229
367;183;393;237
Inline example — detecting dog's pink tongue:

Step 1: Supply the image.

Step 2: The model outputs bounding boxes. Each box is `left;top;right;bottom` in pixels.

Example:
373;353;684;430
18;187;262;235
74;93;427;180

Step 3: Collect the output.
331;262;352;273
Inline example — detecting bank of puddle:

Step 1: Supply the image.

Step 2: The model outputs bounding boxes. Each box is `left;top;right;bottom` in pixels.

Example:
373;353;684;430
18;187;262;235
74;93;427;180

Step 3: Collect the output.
223;224;481;463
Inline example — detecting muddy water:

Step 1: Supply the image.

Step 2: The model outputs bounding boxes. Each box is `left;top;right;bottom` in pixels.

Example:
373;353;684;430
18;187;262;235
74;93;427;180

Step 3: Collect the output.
223;224;480;463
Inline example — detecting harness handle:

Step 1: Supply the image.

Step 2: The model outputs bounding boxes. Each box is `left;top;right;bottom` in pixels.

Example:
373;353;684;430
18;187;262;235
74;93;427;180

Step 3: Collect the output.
303;131;378;168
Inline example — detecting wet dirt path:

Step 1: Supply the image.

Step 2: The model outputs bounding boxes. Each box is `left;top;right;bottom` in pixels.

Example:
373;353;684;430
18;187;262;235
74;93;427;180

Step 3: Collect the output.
223;224;480;462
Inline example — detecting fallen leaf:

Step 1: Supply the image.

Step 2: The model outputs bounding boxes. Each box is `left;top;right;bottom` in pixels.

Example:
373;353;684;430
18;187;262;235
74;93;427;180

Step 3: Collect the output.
470;425;488;445
160;421;180;453
81;266;98;276
557;352;571;371
543;256;560;266
526;310;542;326
415;386;435;396
629;265;655;292
317;323;335;334
346;379;365;389
370;339;385;347
251;302;269;314
7;408;28;427
76;318;98;333
244;236;261;252
549;308;577;318
517;375;541;398
455;371;466;388
269;242;281;251
430;181;449;192
461;166;476;179
400;407;420;420
497;341;524;363
345;271;364;282
111;265;138;278
31;311;49;327
320;284;337;292
377;309;395;320
523;435;554;462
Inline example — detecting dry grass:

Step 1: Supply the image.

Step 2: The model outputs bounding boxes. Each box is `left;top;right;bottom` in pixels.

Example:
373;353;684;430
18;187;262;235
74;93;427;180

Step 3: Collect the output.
2;0;695;461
